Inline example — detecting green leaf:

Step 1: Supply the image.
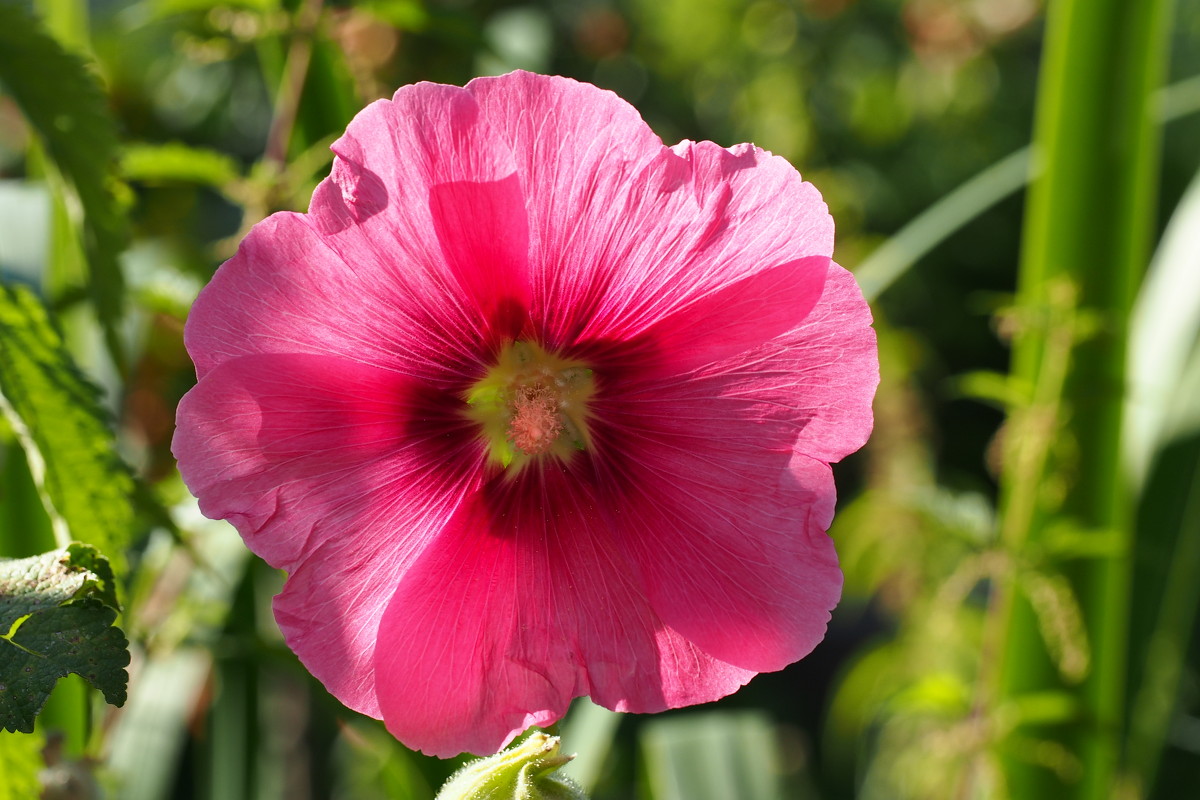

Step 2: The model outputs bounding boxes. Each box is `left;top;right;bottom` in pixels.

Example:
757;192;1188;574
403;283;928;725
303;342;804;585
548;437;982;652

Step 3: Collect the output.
641;712;786;800
119;143;241;190
851;76;1200;305
0;544;129;734
147;0;276;19
1123;163;1200;794
0;436;57;561
0;284;137;571
1125;429;1200;795
854;148;1032;303
356;0;429;31
1005;691;1081;728
0;730;45;800
1038;522;1125;561
560;700;621;793
950;369;1031;411
0;545;116;630
0;2;128;366
1125;163;1200;488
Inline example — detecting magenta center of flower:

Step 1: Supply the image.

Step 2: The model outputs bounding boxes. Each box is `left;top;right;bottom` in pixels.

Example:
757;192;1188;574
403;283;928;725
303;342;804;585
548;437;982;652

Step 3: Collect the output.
465;341;595;470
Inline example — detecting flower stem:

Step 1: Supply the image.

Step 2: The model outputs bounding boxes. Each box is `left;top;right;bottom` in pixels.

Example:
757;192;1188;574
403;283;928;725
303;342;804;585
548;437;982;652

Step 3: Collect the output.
992;0;1174;796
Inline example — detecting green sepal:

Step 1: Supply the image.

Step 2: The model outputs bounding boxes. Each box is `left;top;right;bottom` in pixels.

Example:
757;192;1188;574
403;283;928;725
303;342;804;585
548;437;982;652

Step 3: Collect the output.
436;733;588;800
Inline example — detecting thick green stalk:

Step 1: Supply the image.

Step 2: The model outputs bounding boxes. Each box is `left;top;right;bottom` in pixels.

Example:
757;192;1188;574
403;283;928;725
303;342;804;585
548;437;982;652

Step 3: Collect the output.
995;0;1173;797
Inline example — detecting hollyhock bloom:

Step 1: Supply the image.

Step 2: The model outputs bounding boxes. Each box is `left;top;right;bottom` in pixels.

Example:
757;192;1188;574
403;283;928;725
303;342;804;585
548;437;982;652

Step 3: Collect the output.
172;70;878;757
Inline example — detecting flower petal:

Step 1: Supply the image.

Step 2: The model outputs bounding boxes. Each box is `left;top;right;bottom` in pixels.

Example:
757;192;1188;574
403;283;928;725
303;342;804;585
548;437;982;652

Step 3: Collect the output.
698;261;879;463
633;254;829;374
173;353;484;716
465;72;666;347
175;73;878;760
787;262;879;461
186;213;439;380
609;445;842;674
462;76;834;358
585;272;871;672
188;81;532;383
273;516;454;720
565;141;834;354
315;81;533;339
172;353;477;571
372;461;755;757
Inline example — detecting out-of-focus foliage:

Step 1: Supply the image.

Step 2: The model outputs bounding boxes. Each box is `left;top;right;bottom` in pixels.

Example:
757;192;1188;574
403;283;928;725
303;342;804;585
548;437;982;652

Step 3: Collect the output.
0;1;128;364
1;0;1199;798
0;284;137;573
0;729;45;800
641;711;795;800
1123;161;1200;798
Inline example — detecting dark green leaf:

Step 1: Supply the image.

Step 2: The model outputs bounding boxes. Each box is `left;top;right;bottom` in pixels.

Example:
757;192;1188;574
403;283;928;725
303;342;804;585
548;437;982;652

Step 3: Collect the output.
0;3;128;366
0;544;129;734
0;285;136;571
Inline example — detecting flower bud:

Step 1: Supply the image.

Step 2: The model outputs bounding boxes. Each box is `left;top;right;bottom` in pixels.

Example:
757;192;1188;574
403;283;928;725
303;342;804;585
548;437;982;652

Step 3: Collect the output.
435;733;588;800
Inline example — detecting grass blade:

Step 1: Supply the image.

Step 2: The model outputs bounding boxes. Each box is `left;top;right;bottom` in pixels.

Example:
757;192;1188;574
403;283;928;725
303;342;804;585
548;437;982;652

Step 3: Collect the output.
640;712;788;800
560;699;622;793
1123;162;1200;796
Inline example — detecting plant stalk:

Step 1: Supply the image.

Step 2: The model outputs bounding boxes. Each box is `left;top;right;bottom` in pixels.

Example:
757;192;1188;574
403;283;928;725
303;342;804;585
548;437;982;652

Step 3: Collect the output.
992;0;1174;796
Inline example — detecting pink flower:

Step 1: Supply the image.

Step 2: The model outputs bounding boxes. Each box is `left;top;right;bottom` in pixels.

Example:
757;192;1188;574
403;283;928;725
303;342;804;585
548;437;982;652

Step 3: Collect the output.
172;71;878;757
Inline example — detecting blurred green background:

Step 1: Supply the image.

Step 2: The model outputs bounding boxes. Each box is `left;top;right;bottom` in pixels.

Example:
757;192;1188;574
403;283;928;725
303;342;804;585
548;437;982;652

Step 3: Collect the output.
2;0;1200;798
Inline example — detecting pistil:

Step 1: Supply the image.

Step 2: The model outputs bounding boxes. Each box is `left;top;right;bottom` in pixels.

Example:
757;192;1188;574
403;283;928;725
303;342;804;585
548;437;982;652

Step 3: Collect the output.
508;384;564;455
465;341;595;470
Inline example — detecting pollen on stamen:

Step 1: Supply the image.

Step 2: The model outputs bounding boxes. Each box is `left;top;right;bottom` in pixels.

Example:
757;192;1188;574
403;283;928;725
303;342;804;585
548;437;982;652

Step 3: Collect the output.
508;385;564;455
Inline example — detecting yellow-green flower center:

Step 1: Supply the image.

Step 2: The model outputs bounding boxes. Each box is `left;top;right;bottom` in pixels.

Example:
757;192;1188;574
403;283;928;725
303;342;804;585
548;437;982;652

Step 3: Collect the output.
465;341;595;470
